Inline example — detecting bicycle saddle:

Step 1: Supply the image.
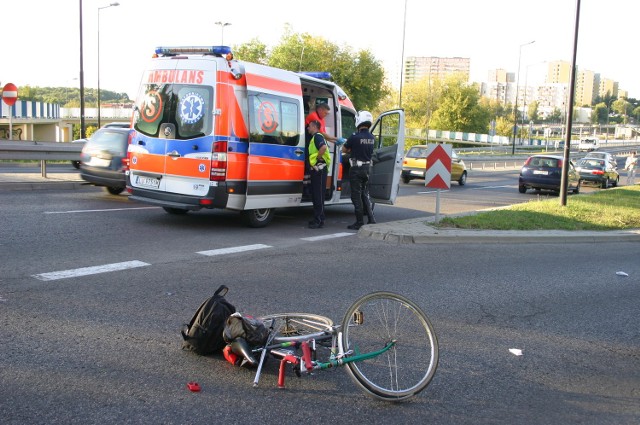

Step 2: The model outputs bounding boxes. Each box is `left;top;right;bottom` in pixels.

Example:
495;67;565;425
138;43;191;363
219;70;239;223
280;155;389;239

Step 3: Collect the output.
230;338;258;367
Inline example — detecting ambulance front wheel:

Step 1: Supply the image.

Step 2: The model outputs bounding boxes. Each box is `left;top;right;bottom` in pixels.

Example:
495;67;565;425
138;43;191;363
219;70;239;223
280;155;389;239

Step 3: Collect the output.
243;208;275;228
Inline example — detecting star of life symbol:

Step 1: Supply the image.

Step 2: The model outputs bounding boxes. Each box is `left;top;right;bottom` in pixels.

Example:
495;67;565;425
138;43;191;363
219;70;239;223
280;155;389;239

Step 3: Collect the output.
179;92;205;124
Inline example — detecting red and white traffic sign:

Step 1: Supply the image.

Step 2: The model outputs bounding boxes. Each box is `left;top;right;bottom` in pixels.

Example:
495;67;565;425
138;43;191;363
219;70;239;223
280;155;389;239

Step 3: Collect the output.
2;83;18;106
424;143;452;189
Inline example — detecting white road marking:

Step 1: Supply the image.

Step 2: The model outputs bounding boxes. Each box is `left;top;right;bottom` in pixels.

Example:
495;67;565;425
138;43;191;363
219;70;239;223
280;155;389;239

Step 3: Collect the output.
44;207;159;214
197;244;272;256
418;184;512;194
32;260;150;281
418;189;450;194
301;232;355;241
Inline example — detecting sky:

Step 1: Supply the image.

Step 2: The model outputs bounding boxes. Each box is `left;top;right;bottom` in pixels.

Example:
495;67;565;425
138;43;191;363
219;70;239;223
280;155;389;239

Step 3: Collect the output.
2;0;638;102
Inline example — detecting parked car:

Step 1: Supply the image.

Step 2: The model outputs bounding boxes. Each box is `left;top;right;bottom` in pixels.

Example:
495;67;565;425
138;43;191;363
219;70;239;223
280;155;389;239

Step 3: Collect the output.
518;154;581;194
79;128;130;195
401;145;467;185
574;157;619;188
578;138;600;152
101;122;131;129
70;138;87;169
583;151;617;169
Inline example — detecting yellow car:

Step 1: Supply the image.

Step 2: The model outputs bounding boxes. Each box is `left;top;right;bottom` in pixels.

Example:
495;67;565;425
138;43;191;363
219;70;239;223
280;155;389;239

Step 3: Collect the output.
401;145;468;185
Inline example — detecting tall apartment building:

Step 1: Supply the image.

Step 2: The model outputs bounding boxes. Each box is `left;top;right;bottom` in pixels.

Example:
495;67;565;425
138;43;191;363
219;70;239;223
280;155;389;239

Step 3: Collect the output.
546;60;572;84
480;68;518;105
488;68;515;83
599;78;619;99
575;69;600;106
403;56;470;84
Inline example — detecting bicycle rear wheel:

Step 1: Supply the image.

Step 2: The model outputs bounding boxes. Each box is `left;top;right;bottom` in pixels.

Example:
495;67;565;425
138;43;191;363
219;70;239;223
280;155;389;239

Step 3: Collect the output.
259;313;333;344
340;292;438;401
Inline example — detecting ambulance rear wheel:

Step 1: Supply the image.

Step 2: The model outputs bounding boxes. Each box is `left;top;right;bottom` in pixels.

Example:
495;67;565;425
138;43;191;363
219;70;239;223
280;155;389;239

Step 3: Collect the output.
243;208;275;228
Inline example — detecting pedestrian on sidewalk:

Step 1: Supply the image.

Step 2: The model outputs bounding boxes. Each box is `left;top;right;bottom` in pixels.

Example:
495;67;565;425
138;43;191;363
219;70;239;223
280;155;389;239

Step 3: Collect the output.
342;111;376;230
625;151;637;185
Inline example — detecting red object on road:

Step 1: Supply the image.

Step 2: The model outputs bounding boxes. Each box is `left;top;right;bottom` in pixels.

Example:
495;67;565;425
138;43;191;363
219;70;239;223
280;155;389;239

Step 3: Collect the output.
2;83;18;106
187;382;201;392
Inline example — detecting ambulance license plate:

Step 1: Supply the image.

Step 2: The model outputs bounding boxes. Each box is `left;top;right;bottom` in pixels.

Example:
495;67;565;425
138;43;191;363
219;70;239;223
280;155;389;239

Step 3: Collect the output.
136;175;160;188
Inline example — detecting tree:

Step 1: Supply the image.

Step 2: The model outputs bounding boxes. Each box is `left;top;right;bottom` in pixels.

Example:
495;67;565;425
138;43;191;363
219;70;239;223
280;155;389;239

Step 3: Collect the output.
612;98;632;123
527;101;540;123
633;105;640;123
545;107;563;124
479;97;508;120
494;116;515;137
428;74;491;133
398;77;442;129
233;38;268;64
235;27;387;111
591;103;608;124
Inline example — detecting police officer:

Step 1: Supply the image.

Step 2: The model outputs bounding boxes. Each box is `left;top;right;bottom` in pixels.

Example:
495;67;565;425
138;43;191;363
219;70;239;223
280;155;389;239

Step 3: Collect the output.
342;111;376;230
307;120;331;229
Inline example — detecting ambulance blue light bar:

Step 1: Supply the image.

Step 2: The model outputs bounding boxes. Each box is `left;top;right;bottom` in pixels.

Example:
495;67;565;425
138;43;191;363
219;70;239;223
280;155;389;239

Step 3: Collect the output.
155;46;232;56
300;72;332;80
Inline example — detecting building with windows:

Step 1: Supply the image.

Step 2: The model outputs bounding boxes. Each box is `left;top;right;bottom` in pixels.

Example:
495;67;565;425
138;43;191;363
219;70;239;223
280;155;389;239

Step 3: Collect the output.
546;61;572;84
403;56;470;85
599;78;619;99
575;69;600;107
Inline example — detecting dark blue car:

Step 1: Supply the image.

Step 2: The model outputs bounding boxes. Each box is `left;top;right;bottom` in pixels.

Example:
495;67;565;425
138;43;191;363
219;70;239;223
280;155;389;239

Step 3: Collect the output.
518;154;581;194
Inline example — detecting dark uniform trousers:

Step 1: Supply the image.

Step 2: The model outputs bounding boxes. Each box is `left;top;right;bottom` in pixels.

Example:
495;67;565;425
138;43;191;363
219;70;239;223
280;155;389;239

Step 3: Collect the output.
349;164;374;224
310;165;328;224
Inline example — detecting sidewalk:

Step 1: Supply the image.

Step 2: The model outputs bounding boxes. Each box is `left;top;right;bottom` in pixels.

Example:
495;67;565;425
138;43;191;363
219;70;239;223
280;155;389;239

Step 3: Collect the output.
0;171;85;191
3;171;640;244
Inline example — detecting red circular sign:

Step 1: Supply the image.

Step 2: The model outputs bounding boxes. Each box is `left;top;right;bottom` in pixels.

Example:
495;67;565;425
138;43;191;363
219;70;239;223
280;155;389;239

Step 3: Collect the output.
258;101;278;133
140;90;163;123
2;83;18;106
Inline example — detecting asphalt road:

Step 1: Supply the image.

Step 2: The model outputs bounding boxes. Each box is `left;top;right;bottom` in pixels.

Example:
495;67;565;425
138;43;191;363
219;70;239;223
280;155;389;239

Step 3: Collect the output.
1;187;639;424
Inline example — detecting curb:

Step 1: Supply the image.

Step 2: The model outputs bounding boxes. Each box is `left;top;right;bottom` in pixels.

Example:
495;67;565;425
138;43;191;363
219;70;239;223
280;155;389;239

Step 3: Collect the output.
357;218;640;244
0;181;86;192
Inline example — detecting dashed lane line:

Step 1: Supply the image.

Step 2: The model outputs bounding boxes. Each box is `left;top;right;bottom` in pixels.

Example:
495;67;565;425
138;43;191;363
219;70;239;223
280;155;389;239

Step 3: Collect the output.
44;207;159;214
300;232;355;241
32;260;150;281
196;244;272;256
32;235;355;280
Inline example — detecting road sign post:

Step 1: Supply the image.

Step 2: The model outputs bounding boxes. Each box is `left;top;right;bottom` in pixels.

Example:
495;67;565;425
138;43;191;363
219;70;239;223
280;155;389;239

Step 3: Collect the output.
425;143;452;223
2;83;18;140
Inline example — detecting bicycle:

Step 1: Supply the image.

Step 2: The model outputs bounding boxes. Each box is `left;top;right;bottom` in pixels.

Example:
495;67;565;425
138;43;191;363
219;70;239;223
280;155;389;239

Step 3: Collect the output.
252;291;439;402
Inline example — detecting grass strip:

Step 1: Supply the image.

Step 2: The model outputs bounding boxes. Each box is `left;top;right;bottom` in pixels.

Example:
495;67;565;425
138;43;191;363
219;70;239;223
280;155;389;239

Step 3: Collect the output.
438;185;640;230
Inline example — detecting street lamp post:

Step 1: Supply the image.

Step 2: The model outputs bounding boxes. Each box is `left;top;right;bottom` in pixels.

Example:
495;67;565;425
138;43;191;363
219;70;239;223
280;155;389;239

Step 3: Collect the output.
511;40;535;155
79;0;86;139
215;21;231;45
97;2;119;128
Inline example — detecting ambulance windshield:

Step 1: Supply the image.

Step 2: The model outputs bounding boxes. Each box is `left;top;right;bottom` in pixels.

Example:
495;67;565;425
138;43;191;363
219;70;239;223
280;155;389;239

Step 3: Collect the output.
133;83;214;139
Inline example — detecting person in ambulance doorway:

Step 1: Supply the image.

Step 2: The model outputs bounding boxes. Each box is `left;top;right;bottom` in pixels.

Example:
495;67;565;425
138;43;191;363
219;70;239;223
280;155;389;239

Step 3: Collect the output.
342;111;376;230
305;102;346;145
307;120;331;229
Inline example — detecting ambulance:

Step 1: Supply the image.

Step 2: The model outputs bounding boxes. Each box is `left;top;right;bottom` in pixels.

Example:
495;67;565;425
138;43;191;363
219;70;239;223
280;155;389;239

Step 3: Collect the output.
126;46;405;227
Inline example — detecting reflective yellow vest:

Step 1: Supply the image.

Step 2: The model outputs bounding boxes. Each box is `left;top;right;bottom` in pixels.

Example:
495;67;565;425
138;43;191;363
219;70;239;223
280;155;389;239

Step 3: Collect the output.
308;133;331;167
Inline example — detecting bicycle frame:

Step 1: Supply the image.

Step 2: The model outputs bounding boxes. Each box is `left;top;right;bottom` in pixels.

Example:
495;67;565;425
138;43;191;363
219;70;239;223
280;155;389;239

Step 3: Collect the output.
252;327;396;389
252;292;439;401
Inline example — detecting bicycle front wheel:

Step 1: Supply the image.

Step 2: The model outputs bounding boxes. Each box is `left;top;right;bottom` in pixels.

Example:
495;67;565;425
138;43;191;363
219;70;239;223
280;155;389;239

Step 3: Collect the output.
341;292;439;401
259;313;333;344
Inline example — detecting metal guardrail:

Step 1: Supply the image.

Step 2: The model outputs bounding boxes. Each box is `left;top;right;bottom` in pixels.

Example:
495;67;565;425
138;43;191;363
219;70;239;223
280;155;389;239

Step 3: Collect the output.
0;140;82;177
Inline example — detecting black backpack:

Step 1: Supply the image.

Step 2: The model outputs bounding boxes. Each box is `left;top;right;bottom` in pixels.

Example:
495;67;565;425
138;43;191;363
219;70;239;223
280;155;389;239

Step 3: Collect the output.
181;285;236;355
